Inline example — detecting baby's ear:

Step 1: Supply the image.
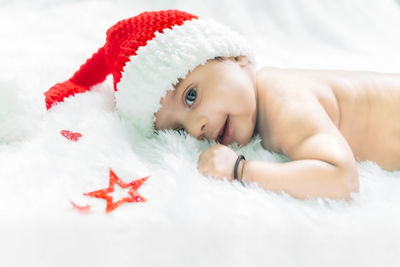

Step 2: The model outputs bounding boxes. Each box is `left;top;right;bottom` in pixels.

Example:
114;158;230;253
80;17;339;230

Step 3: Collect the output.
236;56;250;68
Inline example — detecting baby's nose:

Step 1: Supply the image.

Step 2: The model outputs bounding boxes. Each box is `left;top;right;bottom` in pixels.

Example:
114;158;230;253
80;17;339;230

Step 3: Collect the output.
198;127;206;140
187;116;208;140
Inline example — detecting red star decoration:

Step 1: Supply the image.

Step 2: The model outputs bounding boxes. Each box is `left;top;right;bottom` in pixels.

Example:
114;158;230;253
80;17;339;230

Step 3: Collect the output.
84;169;149;213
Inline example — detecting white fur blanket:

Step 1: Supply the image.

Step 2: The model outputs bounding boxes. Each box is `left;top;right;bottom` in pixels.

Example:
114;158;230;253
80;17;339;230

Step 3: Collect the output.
1;0;400;266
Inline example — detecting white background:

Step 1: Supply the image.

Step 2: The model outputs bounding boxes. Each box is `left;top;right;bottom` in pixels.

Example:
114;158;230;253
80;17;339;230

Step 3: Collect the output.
1;1;400;266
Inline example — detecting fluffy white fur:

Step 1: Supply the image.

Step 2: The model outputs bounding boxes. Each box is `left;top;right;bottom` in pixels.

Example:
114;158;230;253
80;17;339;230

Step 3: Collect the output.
1;0;400;266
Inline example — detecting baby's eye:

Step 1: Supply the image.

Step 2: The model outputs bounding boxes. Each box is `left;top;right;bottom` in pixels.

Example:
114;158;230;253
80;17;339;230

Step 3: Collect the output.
185;87;197;106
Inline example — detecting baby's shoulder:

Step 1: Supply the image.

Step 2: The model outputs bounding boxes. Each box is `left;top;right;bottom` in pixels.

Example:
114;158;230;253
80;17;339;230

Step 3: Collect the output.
255;67;338;151
256;67;328;105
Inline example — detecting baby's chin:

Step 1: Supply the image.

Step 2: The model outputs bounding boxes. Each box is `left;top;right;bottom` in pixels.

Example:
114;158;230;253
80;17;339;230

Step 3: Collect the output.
235;133;256;146
235;139;251;147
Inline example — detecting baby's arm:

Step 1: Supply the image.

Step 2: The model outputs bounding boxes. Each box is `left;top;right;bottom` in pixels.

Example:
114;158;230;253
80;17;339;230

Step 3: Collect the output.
240;92;359;200
198;90;359;200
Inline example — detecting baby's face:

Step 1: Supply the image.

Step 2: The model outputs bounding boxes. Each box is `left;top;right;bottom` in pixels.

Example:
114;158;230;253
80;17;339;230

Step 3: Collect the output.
154;56;258;146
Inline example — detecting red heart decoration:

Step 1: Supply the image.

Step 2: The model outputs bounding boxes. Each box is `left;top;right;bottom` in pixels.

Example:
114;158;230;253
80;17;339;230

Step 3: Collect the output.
61;130;82;142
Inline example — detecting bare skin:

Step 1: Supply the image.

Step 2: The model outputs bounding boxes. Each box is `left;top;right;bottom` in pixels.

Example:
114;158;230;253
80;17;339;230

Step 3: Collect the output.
257;67;400;171
154;56;400;200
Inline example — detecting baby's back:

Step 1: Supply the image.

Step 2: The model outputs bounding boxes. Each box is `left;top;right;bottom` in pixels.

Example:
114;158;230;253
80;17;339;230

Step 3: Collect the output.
258;67;400;170
322;70;400;170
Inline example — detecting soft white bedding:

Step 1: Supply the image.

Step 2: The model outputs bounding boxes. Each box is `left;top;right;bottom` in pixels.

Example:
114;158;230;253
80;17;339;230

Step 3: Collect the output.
1;0;400;266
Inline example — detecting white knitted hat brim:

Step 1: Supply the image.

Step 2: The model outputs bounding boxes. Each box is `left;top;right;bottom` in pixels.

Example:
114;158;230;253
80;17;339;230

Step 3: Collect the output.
115;18;255;137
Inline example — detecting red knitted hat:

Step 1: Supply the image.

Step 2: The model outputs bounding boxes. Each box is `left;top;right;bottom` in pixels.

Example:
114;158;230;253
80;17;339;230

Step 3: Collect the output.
45;10;254;137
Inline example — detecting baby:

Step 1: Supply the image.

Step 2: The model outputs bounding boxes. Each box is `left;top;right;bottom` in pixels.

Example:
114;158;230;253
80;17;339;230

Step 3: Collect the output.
45;10;400;201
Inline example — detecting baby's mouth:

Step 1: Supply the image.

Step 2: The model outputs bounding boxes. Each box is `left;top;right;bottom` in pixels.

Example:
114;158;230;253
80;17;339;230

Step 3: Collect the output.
217;118;228;143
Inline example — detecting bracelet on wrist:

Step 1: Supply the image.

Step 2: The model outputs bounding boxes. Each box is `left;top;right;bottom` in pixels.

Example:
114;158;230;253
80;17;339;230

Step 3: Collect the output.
233;154;246;186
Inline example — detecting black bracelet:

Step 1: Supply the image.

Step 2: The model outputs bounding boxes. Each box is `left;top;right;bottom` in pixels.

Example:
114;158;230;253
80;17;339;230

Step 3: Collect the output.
233;155;246;183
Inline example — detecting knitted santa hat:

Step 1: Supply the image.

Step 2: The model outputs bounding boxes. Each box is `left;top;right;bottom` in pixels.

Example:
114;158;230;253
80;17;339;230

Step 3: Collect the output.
45;9;254;137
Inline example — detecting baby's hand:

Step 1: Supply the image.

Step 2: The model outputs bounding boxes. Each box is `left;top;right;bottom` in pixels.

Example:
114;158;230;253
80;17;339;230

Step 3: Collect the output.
197;144;238;181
